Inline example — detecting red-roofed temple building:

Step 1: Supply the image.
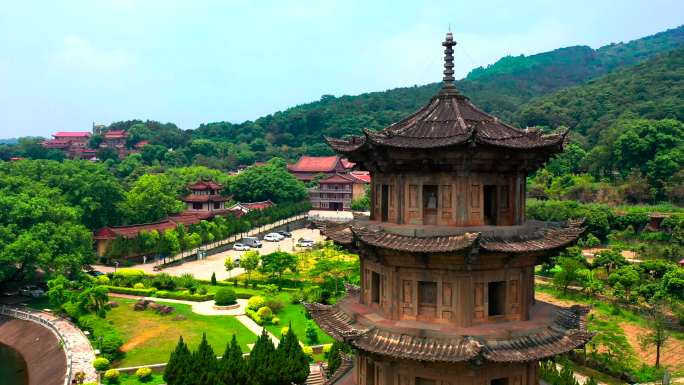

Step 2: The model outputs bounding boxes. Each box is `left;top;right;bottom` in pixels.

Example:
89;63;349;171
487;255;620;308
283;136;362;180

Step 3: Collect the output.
288;155;369;210
41;131;93;159
182;181;231;212
306;33;591;385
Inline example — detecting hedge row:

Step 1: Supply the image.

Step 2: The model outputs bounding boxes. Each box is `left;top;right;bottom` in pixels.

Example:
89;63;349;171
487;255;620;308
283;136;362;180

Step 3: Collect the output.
105;285;157;296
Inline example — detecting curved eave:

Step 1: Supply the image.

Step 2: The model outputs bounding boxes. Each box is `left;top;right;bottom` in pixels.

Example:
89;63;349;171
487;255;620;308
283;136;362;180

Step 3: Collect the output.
480;220;585;253
352;226;479;253
305;297;593;364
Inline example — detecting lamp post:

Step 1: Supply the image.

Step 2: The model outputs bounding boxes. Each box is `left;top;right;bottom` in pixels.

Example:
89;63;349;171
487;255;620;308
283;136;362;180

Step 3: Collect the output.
114;261;119;273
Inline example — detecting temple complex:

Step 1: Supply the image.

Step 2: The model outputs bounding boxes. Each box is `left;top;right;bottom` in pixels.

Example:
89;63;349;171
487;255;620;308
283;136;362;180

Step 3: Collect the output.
306;33;592;385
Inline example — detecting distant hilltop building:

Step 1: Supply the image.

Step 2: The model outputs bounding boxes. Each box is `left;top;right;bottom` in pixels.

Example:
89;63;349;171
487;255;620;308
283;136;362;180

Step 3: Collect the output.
288;155;370;211
41;131;96;159
307;32;590;385
41;125;147;160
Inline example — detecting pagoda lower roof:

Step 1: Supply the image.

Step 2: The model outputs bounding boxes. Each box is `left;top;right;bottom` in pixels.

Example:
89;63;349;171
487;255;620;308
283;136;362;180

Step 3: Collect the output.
314;219;584;254
304;285;593;364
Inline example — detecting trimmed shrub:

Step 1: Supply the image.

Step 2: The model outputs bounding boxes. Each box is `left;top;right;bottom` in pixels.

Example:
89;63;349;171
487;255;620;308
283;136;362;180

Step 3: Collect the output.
256;306;273;321
150;273;177;290
272;317;280;325
197;286;208;295
105;286;156;297
135;367;152;381
103;369;120;384
133;282;146;289
214;287;237;306
265;298;284;314
96;275;110;285
155;290;212;302
305;320;319;344
280;326;290;336
247;295;266;311
93;357;110;371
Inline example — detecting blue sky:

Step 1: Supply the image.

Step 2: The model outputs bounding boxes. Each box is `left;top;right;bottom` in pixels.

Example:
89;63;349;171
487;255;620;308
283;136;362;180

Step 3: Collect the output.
0;0;682;138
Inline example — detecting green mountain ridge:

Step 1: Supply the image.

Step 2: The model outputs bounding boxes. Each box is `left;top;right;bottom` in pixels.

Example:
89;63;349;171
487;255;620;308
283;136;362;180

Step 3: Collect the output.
192;25;684;149
515;46;684;144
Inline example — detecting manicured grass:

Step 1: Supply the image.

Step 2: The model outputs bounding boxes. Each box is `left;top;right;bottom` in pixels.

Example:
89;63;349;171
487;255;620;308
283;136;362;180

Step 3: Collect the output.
108;298;257;367
117;373;165;385
264;302;334;345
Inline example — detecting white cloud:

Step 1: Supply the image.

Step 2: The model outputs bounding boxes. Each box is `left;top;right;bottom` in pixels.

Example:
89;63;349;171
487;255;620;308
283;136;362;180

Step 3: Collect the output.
51;36;134;73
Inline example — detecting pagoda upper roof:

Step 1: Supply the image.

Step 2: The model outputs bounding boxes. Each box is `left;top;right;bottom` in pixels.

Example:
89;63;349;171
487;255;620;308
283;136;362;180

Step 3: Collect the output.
327;92;566;153
187;180;223;190
304;285;593;364
326;32;566;156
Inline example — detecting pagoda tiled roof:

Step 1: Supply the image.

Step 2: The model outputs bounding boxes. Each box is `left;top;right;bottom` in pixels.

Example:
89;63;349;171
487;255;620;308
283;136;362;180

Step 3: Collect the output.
94;211;220;240
104;130;127;139
315;220;584;254
187;181;223;190
352;226;479;253
181;194;231;203
479;219;585;252
326;94;566;153
304;288;593;364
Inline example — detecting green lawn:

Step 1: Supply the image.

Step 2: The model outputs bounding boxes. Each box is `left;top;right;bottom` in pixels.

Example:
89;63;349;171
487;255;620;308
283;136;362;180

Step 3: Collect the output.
118;373;165;385
264;301;334;345
107;298;257;367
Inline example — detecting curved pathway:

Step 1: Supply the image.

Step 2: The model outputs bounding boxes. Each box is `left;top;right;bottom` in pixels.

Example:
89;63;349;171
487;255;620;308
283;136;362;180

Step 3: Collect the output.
1;306;97;384
35;310;98;383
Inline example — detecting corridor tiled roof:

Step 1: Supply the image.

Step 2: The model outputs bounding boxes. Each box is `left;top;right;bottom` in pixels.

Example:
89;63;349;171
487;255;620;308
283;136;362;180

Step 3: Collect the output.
304;293;592;364
326;93;566;153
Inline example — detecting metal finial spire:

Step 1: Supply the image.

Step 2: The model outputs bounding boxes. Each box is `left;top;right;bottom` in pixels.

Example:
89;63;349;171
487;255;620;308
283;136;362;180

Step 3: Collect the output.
441;32;457;92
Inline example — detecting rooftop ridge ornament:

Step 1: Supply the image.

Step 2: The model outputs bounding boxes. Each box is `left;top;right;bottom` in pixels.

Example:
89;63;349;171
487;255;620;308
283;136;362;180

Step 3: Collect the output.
441;32;458;94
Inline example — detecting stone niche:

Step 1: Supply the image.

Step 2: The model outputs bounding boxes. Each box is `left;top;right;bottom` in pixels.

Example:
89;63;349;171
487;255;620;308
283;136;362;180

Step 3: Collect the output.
359;253;535;326
371;171;526;227
355;353;538;385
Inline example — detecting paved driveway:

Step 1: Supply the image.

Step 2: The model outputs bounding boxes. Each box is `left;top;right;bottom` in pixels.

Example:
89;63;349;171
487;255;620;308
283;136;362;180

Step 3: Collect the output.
94;227;323;281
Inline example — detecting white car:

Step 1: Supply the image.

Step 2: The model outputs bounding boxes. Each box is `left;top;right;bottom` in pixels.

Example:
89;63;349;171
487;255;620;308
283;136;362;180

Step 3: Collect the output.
296;238;315;247
20;285;45;298
233;243;251;251
264;233;284;242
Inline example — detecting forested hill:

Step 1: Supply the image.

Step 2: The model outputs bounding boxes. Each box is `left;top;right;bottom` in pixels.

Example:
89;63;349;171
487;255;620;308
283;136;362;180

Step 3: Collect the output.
515;46;684;145
193;25;684;152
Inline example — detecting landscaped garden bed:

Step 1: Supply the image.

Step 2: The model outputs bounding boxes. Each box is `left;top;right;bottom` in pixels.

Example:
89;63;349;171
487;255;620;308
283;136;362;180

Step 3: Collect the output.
107;298;257;367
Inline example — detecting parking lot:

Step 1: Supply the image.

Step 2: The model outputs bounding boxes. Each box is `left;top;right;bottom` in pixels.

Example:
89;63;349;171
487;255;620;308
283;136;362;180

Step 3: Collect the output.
93;227;324;281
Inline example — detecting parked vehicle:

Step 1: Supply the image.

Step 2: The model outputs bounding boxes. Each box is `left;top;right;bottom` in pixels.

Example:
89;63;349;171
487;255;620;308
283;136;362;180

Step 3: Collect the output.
19;285;45;298
86;270;105;277
241;237;262;248
277;230;292;238
233;243;251;251
297;238;315;247
264;233;284;242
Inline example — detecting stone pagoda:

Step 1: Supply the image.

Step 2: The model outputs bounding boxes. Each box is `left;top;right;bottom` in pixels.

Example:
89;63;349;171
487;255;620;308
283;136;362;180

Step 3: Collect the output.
305;32;592;385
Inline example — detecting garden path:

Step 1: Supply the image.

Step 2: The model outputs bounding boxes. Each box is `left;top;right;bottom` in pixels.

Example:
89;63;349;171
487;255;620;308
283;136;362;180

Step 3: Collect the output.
34;309;98;383
109;293;280;346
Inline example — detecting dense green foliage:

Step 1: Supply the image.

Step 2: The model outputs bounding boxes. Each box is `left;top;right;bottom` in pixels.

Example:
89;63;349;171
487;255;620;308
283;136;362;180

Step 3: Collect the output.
164;328;309;385
230;158;307;203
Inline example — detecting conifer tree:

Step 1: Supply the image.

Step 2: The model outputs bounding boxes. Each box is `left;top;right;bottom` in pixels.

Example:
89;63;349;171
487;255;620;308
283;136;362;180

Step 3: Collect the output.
164;336;191;385
276;324;310;384
218;335;246;385
247;329;279;385
193;333;218;385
